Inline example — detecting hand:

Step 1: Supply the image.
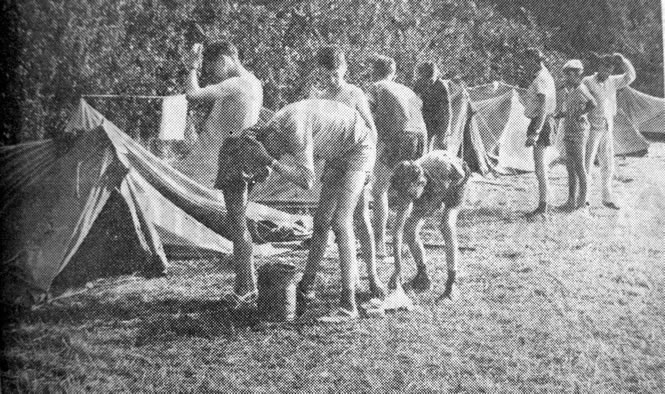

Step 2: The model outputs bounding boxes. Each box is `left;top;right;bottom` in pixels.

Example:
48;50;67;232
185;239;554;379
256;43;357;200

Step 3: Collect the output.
241;136;274;167
183;43;203;71
525;135;536;147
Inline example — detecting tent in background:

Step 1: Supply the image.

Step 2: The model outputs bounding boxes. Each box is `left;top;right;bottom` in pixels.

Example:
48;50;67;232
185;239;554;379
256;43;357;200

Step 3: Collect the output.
1;100;310;300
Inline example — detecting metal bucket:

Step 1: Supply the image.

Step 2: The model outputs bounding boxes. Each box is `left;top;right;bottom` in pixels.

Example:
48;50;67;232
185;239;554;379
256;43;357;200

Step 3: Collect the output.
257;263;298;321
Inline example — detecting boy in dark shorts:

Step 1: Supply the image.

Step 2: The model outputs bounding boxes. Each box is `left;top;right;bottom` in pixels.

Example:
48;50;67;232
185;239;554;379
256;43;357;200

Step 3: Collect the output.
366;55;428;257
522;48;557;216
413;62;451;150
388;150;471;300
555;59;597;211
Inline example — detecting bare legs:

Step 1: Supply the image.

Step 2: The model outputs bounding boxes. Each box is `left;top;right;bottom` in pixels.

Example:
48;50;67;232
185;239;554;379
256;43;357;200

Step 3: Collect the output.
300;169;368;313
221;182;256;296
355;186;384;296
533;143;549;209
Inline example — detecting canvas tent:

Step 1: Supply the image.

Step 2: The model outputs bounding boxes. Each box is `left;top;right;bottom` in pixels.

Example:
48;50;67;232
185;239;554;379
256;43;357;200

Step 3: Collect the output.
1;100;310;299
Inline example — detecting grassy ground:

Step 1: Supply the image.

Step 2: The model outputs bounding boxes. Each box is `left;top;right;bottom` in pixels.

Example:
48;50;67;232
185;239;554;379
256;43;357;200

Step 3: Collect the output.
2;143;664;393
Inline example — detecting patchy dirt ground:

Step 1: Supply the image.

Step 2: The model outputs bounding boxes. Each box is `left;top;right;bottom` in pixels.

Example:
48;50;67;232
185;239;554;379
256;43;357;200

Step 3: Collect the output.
2;143;664;393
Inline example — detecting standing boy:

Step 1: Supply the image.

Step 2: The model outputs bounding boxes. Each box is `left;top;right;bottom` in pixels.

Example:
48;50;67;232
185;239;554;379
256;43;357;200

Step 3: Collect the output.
412;62;451;150
388;150;470;299
366;55;428;258
522;48;557;216
583;53;636;209
183;41;263;306
309;46;382;296
555;60;597;211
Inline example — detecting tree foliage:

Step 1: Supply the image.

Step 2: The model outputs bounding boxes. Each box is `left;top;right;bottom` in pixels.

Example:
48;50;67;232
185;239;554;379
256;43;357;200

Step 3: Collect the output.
2;0;662;145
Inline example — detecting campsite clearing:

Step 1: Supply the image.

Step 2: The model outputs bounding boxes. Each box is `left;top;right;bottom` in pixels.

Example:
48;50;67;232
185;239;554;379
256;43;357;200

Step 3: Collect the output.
2;142;664;393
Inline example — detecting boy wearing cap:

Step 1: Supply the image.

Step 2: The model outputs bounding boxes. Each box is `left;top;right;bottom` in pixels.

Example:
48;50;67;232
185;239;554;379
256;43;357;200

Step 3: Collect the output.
555;60;597;211
582;53;636;210
522;48;557;216
366;55;428;258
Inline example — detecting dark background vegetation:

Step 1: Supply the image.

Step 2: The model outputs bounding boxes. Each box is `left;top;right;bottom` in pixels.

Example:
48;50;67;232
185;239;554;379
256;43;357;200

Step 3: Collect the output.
1;0;662;145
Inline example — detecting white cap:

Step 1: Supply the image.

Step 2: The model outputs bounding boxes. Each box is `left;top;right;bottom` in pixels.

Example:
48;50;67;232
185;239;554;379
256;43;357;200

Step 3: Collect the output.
562;59;584;71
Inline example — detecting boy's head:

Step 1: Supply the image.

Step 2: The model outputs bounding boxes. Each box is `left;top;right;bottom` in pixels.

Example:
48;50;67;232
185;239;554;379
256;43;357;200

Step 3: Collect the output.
562;59;584;86
389;160;427;208
415;61;440;82
316;46;347;89
522;47;545;76
596;54;616;81
202;41;241;82
372;55;397;81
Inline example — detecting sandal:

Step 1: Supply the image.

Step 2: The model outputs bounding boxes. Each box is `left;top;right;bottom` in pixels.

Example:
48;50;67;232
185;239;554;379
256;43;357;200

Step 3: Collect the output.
317;307;359;323
221;290;258;310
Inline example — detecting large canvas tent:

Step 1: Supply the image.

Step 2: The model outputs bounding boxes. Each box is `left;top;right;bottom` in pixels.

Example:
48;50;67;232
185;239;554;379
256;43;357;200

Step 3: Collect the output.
1;100;310;299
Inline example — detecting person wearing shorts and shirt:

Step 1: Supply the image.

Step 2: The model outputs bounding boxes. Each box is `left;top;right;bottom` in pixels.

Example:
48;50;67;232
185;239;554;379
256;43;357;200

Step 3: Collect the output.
309;46;382;297
555;59;597;211
248;99;382;322
366;55;428;258
183;41;264;307
582;53;636;210
413;62;451;150
388;150;471;300
523;48;557;216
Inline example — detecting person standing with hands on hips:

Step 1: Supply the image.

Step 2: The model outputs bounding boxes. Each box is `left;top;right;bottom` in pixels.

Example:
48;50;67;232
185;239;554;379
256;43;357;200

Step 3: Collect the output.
522;48;557;216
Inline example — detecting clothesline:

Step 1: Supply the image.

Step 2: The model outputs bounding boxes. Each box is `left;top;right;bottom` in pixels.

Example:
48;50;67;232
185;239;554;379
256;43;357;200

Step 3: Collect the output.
82;94;172;99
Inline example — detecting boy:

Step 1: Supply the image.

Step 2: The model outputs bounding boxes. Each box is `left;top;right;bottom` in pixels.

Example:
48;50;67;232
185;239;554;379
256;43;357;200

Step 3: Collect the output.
522;48;557;216
412;62;451;150
388;150;470;300
555;59;597;211
183;41;263;306
583;53;636;209
309;46;383;296
366;55;428;257
247;99;382;321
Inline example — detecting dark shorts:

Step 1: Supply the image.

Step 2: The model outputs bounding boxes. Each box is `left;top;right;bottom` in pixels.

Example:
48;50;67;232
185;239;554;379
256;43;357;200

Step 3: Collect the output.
527;116;553;147
380;131;427;168
214;135;265;191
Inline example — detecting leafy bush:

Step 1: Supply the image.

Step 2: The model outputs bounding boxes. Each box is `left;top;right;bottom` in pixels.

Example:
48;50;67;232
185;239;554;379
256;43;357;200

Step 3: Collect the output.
3;0;662;145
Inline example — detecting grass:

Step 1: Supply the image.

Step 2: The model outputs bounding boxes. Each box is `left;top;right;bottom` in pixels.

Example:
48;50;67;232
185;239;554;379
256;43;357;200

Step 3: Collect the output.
2;144;665;393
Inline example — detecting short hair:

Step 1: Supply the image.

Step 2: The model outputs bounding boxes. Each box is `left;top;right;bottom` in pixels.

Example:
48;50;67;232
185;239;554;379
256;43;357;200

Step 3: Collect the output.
598;54;615;67
317;46;346;70
416;62;439;80
203;41;239;64
390;160;425;196
373;55;397;78
523;47;545;62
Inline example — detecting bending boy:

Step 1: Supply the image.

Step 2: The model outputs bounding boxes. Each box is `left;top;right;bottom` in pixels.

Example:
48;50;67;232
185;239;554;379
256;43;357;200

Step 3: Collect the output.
366;55;428;257
249;99;383;320
388;150;470;299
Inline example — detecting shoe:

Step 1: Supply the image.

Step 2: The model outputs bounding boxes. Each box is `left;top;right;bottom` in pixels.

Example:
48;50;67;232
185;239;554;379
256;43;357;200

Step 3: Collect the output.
221;290;258;310
409;270;432;292
296;282;316;317
317;307;359;323
369;282;387;299
603;201;620;210
557;202;575;212
526;202;548;216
